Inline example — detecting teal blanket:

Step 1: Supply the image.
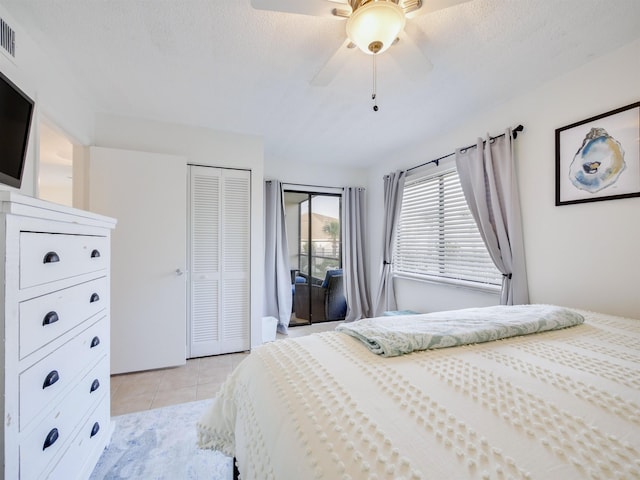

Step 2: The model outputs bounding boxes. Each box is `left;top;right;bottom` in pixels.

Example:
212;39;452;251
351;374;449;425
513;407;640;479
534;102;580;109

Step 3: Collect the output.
336;304;584;357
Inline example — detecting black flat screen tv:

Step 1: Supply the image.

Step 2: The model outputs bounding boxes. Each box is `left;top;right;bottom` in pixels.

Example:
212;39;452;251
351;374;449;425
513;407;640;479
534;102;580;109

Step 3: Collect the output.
0;70;34;189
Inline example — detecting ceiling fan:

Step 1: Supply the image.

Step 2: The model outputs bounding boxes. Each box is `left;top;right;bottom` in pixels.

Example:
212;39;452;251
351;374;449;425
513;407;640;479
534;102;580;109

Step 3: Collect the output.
250;0;471;86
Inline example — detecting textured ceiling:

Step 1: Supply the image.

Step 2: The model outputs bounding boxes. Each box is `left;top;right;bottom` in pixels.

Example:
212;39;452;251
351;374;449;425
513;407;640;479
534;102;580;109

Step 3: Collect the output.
4;0;640;168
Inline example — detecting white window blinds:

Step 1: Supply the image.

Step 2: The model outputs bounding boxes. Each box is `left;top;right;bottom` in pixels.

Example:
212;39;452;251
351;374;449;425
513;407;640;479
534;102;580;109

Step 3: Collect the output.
394;167;502;287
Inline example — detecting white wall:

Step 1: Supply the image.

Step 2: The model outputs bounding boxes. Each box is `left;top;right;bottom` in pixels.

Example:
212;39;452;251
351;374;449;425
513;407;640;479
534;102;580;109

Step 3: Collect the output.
0;5;95;197
38;185;72;206
367;38;640;320
265;158;367;188
92;114;266;348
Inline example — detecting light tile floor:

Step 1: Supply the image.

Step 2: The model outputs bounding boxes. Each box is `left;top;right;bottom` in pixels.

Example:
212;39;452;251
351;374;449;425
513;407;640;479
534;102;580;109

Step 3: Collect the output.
110;320;340;416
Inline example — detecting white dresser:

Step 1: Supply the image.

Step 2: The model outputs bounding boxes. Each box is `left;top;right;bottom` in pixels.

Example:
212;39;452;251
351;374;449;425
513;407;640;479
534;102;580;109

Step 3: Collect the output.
0;192;117;479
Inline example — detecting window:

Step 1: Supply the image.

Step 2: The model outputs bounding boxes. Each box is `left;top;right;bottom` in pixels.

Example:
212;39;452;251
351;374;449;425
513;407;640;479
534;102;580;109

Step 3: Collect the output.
394;165;502;289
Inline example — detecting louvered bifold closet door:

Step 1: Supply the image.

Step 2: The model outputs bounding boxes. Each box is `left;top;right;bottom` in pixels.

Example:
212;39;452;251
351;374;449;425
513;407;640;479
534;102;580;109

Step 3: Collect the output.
220;169;250;353
188;166;250;357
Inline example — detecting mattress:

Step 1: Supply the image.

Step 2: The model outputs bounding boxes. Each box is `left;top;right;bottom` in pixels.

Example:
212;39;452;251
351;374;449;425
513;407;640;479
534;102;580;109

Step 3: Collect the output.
197;309;640;479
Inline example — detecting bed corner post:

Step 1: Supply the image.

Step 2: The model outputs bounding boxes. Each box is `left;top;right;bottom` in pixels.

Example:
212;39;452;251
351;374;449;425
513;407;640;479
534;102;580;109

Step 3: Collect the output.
233;457;240;480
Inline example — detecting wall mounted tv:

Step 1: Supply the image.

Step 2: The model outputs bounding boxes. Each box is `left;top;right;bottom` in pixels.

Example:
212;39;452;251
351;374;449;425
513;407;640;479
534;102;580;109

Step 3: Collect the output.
0;70;34;189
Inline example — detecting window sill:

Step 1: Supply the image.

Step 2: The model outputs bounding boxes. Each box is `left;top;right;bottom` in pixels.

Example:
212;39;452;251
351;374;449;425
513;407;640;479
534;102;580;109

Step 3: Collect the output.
393;272;501;295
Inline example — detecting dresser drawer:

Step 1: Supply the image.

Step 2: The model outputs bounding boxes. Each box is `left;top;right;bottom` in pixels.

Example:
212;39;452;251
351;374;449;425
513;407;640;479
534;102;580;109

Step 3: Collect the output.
19;277;108;360
19;317;109;431
19;232;108;289
20;357;109;480
47;397;110;480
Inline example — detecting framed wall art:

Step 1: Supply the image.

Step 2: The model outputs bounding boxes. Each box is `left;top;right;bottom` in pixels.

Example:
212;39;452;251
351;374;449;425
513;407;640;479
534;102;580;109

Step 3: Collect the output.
555;101;640;206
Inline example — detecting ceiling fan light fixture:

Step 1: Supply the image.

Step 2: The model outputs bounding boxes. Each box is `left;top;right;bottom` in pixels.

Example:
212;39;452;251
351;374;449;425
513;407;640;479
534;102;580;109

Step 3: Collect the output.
346;1;406;55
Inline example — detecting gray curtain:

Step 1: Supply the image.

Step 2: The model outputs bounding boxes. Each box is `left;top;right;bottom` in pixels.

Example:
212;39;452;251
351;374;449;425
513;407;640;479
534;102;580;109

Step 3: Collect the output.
373;170;406;317
455;129;529;305
342;187;372;321
264;180;292;334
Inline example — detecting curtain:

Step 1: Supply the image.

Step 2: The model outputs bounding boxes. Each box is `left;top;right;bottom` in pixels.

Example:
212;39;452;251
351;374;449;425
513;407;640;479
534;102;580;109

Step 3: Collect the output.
455;129;529;305
263;180;292;334
373;170;407;317
342;187;372;321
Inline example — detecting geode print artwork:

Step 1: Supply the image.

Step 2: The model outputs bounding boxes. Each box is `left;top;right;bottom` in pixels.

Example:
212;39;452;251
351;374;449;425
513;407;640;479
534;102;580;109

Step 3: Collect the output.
556;102;640;206
568;127;625;193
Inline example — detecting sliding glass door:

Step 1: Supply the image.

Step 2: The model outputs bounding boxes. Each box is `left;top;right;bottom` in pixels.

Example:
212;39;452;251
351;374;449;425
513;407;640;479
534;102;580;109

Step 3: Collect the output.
284;191;342;325
299;195;341;280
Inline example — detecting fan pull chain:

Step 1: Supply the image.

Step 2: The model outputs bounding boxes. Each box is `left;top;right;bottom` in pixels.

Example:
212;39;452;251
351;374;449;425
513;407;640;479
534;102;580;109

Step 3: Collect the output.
372;53;378;112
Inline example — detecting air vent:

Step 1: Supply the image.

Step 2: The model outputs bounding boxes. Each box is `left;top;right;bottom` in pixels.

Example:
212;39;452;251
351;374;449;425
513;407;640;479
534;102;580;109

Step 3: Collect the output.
0;17;16;58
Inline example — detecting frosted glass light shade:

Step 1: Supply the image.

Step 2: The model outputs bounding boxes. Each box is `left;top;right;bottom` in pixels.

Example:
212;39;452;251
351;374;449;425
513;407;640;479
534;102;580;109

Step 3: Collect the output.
346;1;406;55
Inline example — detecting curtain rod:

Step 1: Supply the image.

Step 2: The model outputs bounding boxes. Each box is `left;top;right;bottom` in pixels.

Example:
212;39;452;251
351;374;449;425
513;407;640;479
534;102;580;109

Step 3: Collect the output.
406;124;524;173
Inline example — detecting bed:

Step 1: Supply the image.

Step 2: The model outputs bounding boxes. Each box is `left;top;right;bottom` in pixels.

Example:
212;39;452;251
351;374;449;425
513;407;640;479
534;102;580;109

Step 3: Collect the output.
197;305;640;479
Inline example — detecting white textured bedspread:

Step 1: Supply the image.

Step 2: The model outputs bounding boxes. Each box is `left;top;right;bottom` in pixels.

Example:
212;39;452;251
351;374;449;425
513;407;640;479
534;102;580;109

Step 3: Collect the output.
198;309;640;480
336;304;584;357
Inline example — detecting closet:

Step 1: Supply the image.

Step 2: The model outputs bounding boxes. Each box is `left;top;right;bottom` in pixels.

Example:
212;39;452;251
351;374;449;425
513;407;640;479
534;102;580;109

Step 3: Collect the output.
188;165;250;357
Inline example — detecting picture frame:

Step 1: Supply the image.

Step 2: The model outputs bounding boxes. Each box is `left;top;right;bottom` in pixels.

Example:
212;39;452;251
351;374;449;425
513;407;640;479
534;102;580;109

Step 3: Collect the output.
555;101;640;206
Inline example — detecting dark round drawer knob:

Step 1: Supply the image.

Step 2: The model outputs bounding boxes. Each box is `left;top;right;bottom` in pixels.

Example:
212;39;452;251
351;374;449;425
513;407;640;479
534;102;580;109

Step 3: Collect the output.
90;422;100;438
43;251;60;264
90;379;100;393
42;311;59;326
90;336;100;348
43;428;59;450
90;293;100;303
42;370;60;389
91;249;101;258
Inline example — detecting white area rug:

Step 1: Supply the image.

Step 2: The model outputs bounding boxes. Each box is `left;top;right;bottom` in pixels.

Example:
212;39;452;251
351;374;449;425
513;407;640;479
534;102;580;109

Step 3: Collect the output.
90;399;232;480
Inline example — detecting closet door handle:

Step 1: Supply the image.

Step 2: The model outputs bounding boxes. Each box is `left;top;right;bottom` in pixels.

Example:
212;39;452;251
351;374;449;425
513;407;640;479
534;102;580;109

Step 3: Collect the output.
90;336;101;348
42;311;59;326
90;293;100;303
43;251;60;264
43;370;60;389
91;249;101;258
43;428;59;450
90;379;100;393
90;422;100;438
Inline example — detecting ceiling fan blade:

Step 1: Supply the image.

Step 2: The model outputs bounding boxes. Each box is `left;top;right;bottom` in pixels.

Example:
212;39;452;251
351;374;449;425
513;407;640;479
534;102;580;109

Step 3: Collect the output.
405;0;471;18
250;0;349;18
310;39;354;86
390;30;433;82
